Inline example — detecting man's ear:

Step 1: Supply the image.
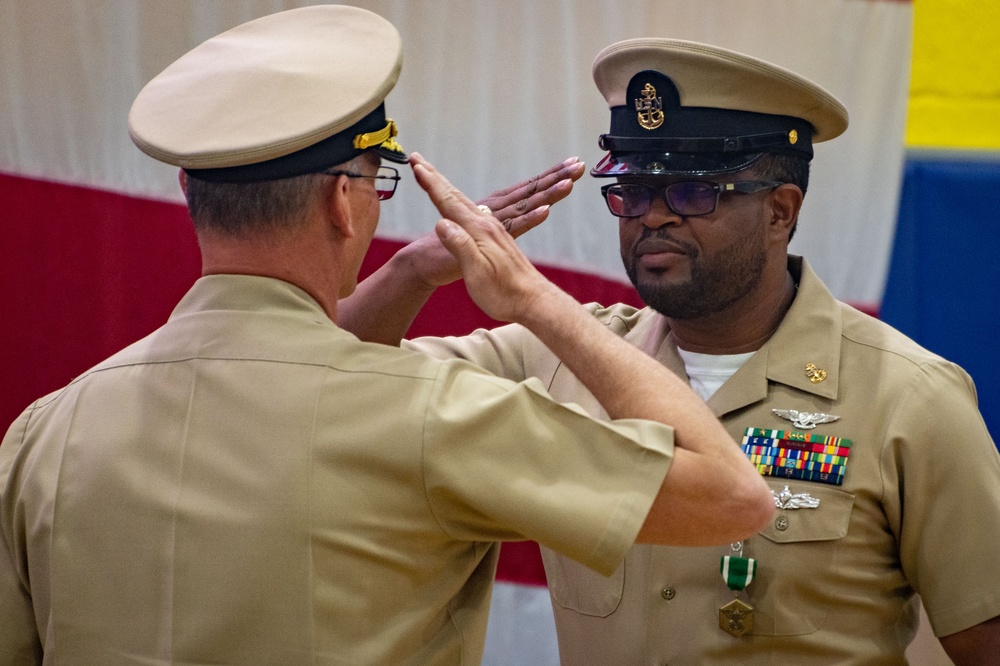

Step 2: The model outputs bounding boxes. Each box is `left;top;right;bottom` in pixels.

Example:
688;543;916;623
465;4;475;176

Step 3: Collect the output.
323;174;356;239
178;169;188;196
769;184;803;242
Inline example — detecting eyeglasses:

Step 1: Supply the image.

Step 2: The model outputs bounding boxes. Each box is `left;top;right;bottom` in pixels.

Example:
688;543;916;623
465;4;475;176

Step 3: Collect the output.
323;165;401;201
600;180;784;218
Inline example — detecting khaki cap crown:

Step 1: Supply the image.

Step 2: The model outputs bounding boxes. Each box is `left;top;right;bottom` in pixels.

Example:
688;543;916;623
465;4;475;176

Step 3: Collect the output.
128;5;405;181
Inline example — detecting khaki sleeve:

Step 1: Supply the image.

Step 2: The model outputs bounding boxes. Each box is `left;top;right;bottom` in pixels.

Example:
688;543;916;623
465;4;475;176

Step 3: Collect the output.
404;323;535;381
0;410;43;664
420;360;674;577
403;304;612;384
885;360;1000;636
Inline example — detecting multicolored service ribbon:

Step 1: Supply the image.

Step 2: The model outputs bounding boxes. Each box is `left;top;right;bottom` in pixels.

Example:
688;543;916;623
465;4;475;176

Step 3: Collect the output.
741;427;852;486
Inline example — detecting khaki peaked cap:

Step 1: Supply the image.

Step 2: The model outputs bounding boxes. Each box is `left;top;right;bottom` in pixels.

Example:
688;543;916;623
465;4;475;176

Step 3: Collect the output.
129;5;406;183
590;38;849;177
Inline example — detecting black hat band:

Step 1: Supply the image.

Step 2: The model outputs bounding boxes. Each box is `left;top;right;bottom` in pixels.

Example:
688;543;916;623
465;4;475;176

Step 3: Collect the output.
599;129;806;155
184;103;406;184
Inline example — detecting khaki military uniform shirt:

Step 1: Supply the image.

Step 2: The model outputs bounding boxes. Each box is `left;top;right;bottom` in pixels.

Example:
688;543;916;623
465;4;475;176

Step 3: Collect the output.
407;257;1000;665
0;275;674;666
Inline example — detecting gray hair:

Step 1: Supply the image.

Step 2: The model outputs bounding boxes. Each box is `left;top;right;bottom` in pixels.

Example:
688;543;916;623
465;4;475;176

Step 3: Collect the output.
184;155;367;235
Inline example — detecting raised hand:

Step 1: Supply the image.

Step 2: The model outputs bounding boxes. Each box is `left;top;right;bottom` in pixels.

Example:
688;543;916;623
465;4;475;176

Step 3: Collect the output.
402;155;585;289
338;154;584;343
410;152;558;324
476;156;585;236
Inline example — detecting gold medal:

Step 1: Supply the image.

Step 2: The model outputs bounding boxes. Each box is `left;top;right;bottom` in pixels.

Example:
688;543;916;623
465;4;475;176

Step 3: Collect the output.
719;598;755;637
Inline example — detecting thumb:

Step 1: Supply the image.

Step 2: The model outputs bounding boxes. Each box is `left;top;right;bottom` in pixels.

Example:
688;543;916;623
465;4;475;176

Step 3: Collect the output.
434;219;476;265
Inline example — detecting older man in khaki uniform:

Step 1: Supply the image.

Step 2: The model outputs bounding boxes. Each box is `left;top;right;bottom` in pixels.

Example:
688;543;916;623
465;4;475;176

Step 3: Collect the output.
343;39;1000;664
0;9;775;666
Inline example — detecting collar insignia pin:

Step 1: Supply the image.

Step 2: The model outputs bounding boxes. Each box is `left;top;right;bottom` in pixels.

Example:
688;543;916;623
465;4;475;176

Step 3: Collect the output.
772;408;840;430
805;363;827;383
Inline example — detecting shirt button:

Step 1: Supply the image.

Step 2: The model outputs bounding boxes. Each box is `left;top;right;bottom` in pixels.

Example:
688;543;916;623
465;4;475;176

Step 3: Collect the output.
775;515;789;531
661;586;676;600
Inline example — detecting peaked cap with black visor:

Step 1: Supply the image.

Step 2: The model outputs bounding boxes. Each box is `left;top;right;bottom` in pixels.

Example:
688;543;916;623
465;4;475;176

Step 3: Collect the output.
591;38;849;179
128;5;407;184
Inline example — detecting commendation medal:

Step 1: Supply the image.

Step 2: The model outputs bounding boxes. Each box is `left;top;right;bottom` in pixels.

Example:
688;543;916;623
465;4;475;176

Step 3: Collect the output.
719;543;757;638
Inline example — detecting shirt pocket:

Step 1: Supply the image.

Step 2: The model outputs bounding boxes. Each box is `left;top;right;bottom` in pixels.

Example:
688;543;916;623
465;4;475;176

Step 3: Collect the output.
748;483;855;636
541;547;624;617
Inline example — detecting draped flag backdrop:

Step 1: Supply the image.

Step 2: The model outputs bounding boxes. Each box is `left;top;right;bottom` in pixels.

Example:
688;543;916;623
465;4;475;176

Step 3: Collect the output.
5;1;992;665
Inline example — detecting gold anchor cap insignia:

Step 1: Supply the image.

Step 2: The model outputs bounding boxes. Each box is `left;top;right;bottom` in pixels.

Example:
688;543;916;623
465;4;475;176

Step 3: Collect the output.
635;82;665;130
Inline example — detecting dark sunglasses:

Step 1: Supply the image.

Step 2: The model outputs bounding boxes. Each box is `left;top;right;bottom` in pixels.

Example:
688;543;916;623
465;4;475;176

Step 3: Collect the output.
600;180;784;218
322;165;401;201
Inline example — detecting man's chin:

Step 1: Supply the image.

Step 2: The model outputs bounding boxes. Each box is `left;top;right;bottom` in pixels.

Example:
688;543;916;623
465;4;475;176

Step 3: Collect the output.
633;268;691;295
633;280;706;319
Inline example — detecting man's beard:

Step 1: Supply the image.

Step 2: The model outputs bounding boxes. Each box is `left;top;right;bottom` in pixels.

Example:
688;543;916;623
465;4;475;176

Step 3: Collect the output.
623;231;767;320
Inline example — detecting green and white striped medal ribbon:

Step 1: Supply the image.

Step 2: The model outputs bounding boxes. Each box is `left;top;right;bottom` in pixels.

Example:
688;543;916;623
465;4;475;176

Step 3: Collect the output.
720;554;757;591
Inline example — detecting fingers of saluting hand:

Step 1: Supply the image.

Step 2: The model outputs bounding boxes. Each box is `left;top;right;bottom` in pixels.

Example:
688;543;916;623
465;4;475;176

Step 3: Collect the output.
410;152;503;233
483;156;584;203
478;157;586;230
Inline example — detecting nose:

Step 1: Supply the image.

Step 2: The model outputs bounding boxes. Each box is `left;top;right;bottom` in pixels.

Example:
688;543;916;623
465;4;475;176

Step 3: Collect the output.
639;196;683;229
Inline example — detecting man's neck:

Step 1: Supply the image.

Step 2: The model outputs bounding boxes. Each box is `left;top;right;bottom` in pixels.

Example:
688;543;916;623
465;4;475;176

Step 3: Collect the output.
198;229;344;322
667;269;797;355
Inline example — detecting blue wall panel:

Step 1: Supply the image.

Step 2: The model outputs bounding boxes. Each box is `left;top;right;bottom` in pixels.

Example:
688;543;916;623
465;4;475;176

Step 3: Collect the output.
881;156;1000;446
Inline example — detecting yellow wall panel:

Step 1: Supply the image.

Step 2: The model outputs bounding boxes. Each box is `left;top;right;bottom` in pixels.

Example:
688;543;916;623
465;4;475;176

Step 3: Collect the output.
907;0;1000;148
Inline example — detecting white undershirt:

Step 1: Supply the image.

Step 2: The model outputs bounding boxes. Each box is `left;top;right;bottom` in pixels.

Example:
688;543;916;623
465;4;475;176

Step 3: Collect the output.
676;348;756;402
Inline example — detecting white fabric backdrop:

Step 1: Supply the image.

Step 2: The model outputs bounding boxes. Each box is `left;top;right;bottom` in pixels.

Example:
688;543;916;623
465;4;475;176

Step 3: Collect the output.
1;0;911;304
0;2;917;663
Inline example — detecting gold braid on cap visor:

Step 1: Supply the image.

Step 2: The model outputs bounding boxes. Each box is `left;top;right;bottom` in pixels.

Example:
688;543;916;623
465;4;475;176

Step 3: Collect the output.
353;119;402;153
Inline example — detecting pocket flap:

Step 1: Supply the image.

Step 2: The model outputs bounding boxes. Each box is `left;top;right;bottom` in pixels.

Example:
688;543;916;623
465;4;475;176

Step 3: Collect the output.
758;483;854;544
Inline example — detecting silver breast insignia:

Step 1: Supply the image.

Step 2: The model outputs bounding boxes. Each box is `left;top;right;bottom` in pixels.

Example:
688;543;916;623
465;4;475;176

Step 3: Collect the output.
772;485;821;510
772;408;840;430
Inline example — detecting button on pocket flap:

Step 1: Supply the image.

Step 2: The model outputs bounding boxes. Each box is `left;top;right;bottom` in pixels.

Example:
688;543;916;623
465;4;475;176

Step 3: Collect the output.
759;484;854;544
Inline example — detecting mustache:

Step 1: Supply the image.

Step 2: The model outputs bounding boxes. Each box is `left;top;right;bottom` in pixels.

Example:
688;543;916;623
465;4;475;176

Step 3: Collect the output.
633;228;696;255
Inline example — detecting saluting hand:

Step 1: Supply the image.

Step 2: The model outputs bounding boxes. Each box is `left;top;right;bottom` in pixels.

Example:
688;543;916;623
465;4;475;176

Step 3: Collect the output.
410;152;560;324
401;154;584;289
476;155;584;237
